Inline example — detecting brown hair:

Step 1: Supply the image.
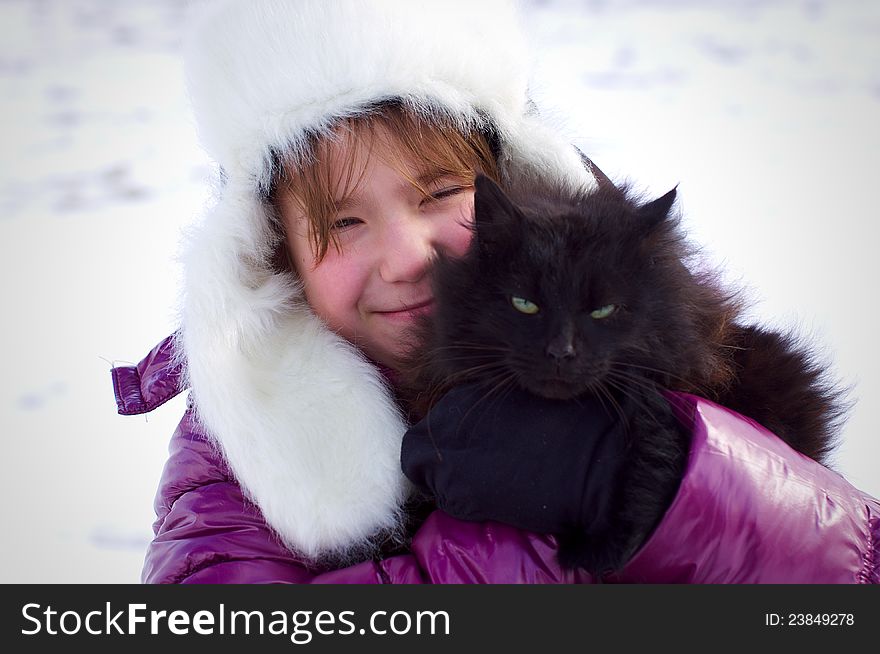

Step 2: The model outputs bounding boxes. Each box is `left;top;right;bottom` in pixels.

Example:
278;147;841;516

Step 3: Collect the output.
271;102;501;265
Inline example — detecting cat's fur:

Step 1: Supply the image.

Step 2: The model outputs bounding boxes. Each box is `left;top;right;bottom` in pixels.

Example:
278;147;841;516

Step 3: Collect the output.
402;174;850;574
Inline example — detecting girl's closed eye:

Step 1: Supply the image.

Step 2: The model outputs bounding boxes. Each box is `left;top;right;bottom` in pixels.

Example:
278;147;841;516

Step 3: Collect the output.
423;185;471;206
330;217;363;232
434;186;467;199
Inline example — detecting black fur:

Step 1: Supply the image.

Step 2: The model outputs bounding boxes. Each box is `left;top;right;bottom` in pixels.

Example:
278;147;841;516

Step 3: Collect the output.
401;174;850;574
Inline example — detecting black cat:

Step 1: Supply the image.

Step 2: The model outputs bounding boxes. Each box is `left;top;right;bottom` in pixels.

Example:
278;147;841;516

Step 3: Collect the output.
401;173;850;574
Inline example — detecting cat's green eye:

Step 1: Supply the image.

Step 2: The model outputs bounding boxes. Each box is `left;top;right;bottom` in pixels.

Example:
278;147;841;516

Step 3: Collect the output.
511;296;540;315
590;304;617;320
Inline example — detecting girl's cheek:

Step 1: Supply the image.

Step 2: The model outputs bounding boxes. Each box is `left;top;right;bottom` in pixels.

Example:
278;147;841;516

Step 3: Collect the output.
302;254;367;324
448;223;474;258
442;195;476;257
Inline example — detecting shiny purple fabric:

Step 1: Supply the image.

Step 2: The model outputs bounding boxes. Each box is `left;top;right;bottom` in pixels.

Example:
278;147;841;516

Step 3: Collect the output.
114;335;879;584
112;333;183;415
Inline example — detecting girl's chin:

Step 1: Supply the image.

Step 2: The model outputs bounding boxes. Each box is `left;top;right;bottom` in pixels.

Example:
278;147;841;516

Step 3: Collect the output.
359;328;420;370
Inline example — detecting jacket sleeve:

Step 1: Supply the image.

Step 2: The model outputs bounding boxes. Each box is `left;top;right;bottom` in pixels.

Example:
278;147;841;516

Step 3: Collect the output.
607;394;880;583
143;410;428;584
407;394;879;584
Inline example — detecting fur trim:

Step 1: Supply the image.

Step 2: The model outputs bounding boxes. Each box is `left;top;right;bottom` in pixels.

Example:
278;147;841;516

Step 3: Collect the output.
184;0;593;192
178;0;599;560
179;179;411;561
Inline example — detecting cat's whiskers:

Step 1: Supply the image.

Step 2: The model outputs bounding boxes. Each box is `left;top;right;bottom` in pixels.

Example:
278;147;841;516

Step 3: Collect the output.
412;353;504;371
446;360;510;382
418;343;509;365
605;363;669;388
405;344;508;375
414;362;515;461
585;379;627;434
602;375;667;432
434;341;511;351
604;366;685;405
608;361;710;396
426;344;511;359
450;370;519;442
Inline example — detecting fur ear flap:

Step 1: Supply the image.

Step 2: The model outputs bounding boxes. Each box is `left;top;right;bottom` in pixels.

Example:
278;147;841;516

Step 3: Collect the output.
638;186;678;229
473;174;519;252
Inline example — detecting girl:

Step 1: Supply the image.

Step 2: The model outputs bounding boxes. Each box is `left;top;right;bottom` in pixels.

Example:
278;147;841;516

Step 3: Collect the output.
112;0;878;583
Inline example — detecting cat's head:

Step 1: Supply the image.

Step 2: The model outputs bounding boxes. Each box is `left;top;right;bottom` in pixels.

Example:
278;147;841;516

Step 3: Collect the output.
427;173;703;400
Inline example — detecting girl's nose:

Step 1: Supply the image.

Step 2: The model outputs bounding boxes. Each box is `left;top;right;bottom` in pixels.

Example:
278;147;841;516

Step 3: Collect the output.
378;218;434;283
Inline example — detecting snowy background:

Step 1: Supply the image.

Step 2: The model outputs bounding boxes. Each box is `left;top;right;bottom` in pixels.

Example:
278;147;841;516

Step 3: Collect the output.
1;0;877;583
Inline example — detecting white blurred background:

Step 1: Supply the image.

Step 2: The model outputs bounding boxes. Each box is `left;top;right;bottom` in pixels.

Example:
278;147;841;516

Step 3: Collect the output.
1;0;877;583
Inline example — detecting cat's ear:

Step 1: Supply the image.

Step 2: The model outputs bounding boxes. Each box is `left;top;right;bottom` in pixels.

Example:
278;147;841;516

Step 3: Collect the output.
638;186;678;229
473;174;519;237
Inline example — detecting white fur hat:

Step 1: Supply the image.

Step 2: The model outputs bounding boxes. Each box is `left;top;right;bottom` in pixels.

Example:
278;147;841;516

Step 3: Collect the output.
177;0;598;562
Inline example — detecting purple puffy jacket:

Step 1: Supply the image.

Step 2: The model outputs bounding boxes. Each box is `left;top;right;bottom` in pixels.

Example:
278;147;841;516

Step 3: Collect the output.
114;336;879;584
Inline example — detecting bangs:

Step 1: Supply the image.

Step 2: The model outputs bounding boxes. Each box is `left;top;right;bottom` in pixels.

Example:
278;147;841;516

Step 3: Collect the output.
274;103;500;263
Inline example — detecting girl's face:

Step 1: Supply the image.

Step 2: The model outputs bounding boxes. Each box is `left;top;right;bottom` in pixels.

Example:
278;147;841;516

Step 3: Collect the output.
279;128;475;370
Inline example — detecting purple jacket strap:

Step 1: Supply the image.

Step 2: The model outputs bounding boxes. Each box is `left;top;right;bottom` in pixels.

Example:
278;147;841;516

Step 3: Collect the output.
112;333;185;415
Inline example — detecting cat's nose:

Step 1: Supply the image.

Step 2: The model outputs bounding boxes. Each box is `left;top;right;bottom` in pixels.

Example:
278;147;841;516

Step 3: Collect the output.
546;339;576;361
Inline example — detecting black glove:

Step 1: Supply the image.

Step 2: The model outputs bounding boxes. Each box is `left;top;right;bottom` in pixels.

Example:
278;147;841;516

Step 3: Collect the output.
401;384;628;542
401;383;688;575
